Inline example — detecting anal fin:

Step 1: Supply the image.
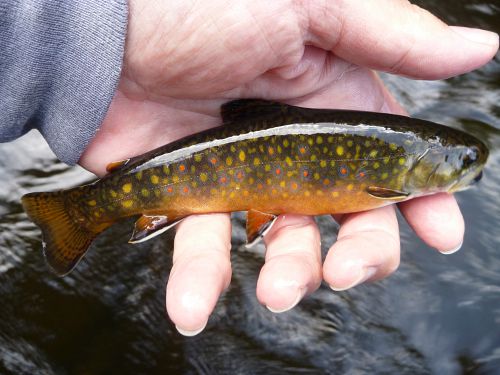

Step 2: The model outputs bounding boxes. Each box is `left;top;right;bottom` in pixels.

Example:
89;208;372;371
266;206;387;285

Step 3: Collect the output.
246;209;277;247
129;214;182;244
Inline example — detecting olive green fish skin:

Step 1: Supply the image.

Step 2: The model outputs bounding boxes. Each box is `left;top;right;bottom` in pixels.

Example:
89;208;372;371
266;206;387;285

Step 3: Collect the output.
21;100;488;275
72;100;488;230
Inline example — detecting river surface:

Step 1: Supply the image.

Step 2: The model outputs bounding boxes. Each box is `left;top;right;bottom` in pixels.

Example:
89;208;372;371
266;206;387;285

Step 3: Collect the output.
1;1;499;374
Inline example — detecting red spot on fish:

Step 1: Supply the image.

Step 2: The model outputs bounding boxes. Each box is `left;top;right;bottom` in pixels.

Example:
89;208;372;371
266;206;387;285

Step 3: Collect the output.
167;186;173;193
339;165;349;177
236;170;245;180
183;186;189;194
179;164;186;173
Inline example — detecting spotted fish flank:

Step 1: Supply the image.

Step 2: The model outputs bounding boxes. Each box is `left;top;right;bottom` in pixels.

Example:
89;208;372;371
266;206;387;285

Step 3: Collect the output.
22;99;488;276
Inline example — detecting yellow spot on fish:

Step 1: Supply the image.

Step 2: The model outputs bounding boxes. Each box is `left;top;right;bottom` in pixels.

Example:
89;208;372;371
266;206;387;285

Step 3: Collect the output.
373;162;380;169
347;184;354;191
330;161;336;167
310;154;317;162
239;150;246;162
308;138;314;146
94;211;101;218
163;165;170;175
230;145;236;153
229;191;236;199
304;191;311;197
200;172;208;182
191;181;198;188
365;140;371;147
347;140;353;147
253;157;261;166
264;164;271;172
313;172;320;180
283;139;290;147
210;188;218;195
398;157;406;165
383;156;390;164
282;192;289;199
316;190;324;196
110;190;117;198
279;180;286;188
381;172;389;180
336;146;344;156
332;191;339;198
389;143;398;151
191;165;196;173
285;156;293;167
194;154;203;162
226;156;233;166
277;145;282;154
268;146;275;155
248;177;255;184
122;200;134;208
135;171;143;181
150;175;159;185
172;175;179;183
369;150;378;158
122;183;132;193
320;160;327;168
141;188;149;197
316;136;323;144
87;200;96;206
243;190;249;197
328;136;334;143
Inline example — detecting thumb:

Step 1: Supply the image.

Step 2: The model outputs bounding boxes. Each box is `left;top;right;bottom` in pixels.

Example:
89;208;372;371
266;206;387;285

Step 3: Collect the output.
303;0;498;79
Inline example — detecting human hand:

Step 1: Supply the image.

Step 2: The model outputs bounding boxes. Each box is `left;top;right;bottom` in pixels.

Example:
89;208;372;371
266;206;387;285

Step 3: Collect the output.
79;0;498;335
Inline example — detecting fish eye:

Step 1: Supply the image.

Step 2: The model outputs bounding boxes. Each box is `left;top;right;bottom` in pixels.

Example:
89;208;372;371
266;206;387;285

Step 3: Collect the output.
462;147;478;168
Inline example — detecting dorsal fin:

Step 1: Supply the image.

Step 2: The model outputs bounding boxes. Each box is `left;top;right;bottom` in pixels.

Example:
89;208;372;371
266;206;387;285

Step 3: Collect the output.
221;99;289;124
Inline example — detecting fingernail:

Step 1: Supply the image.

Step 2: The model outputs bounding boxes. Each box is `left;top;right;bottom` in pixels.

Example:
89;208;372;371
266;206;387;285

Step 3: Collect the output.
441;241;463;255
266;287;306;314
451;26;499;46
329;266;377;292
176;320;207;337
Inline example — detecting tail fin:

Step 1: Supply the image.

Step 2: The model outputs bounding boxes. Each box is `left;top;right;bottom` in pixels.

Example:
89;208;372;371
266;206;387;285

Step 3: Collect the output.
22;191;112;276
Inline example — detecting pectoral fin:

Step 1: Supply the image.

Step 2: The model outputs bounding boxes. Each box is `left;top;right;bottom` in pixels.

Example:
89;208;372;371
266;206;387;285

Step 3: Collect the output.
129;214;182;244
367;186;410;200
246;209;278;247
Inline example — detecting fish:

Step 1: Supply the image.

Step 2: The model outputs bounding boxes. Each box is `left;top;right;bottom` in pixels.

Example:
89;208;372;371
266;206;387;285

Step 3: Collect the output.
21;99;488;276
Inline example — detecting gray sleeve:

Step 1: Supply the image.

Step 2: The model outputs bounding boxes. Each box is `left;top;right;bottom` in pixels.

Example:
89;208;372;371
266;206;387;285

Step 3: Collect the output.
0;0;128;165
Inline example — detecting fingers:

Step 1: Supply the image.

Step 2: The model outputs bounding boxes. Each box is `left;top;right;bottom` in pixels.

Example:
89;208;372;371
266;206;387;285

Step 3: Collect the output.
324;205;400;290
257;215;322;313
398;193;464;253
167;213;232;336
302;0;498;79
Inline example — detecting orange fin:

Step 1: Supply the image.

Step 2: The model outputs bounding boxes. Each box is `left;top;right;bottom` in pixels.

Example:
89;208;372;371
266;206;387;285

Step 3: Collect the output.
129;214;182;244
21;191;113;276
106;159;130;173
246;209;277;247
367;186;410;200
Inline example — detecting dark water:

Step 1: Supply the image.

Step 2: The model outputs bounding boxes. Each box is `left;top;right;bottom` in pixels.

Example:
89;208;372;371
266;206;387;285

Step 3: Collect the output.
1;2;499;374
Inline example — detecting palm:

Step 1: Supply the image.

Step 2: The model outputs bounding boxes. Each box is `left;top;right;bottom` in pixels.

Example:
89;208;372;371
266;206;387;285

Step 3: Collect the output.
78;0;497;334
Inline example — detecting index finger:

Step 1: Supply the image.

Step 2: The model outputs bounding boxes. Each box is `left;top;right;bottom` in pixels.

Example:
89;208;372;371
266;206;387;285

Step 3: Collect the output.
302;0;498;78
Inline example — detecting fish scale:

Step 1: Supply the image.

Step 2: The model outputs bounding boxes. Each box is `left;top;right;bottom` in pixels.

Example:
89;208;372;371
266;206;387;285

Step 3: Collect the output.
21;99;488;275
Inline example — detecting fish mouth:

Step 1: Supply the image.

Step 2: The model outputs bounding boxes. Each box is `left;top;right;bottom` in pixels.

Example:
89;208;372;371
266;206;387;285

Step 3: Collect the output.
473;170;483;184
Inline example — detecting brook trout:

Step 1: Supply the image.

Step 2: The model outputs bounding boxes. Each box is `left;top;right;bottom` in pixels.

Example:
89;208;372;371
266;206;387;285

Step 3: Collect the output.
22;100;488;275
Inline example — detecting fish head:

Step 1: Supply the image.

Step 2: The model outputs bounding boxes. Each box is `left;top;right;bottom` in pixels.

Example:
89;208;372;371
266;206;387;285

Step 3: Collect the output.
405;138;488;194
